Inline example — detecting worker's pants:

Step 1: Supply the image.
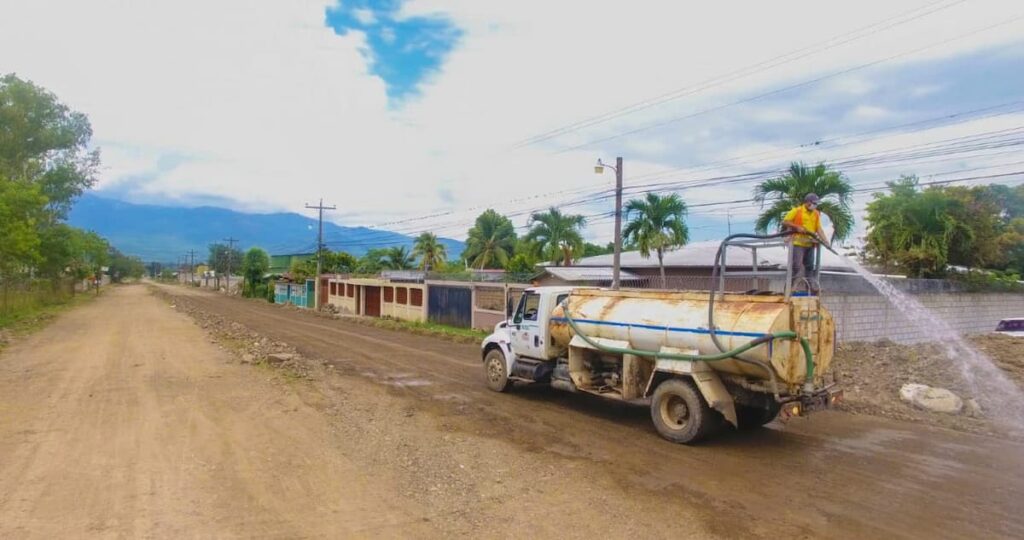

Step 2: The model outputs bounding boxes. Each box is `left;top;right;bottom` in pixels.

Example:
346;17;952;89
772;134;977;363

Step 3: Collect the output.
791;245;817;291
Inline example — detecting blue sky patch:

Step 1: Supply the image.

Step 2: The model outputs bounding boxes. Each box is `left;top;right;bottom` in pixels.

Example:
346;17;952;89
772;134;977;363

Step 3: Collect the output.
326;0;461;103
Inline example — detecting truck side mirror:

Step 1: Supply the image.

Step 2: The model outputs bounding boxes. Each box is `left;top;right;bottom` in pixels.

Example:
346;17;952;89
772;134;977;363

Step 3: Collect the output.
506;297;514;318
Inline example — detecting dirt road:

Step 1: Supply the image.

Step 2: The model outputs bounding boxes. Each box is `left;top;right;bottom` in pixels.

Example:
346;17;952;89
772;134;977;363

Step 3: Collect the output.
159;284;1024;539
0;286;441;538
3;285;1023;538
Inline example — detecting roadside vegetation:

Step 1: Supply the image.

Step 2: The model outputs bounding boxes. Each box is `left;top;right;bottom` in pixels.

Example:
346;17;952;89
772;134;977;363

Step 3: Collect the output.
344;315;488;343
0;74;143;331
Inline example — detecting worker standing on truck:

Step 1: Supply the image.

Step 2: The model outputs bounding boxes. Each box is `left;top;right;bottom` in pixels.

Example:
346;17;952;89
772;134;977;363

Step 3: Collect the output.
782;193;830;292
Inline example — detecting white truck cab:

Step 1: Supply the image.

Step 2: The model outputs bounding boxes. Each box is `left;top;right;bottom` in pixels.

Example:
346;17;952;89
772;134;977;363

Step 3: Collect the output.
481;286;573;391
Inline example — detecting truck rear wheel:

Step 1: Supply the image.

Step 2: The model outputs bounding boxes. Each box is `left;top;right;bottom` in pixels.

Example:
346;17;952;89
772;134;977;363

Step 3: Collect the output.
483;348;513;392
650;378;716;444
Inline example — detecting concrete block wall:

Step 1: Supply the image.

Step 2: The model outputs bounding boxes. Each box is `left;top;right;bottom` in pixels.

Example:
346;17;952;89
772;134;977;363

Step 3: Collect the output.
823;292;1024;343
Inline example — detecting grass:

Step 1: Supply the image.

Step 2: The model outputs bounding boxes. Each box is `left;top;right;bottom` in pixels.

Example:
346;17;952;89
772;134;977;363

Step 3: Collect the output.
0;288;98;350
346;316;488;343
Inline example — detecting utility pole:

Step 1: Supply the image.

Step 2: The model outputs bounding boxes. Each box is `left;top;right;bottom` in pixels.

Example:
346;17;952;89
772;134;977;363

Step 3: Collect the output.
727;209;732;236
595;157;624;290
612;156;623;291
223;237;238;295
187;249;197;287
305;199;336;310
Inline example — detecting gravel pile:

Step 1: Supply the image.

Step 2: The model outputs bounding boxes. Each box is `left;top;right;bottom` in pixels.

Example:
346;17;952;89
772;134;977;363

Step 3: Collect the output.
160;292;312;378
833;334;1024;437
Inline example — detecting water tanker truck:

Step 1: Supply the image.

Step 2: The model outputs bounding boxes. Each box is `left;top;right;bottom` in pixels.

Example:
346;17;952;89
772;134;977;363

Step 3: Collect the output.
480;236;841;444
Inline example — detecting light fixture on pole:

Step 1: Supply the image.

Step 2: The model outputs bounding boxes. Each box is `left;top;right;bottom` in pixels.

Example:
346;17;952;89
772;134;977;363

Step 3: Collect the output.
594;157;623;290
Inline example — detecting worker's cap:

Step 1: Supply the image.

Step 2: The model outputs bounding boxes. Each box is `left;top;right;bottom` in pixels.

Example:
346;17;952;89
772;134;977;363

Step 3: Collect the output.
804;193;821;204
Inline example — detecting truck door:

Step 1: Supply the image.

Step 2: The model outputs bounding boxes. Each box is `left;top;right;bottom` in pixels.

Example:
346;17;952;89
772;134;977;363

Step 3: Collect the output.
511;291;546;360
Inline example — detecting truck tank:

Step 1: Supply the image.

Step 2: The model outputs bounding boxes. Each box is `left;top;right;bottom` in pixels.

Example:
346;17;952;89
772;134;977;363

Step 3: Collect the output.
549;288;835;388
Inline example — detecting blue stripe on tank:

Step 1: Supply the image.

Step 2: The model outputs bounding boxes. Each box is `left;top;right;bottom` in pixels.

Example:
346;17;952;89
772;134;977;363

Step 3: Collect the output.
548;317;769;339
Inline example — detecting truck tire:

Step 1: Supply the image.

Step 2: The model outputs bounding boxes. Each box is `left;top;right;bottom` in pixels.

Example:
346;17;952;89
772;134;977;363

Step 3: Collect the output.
650;378;716;444
736;403;781;430
483;348;513;393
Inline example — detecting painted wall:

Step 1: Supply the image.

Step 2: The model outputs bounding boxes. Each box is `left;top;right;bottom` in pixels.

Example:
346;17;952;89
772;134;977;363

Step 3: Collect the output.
824;292;1024;343
327;278;426;322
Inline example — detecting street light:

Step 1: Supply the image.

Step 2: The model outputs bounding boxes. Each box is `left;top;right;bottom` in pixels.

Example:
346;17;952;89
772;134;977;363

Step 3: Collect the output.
595;157;623;290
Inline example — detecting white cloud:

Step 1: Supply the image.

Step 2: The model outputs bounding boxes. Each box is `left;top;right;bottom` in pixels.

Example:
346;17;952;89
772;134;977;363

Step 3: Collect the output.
910;83;944;97
352;8;377;25
1;0;1022;246
846;105;892;122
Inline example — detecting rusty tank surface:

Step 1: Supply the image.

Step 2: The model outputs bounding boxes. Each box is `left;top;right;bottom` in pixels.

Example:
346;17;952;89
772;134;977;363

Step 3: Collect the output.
550;288;835;389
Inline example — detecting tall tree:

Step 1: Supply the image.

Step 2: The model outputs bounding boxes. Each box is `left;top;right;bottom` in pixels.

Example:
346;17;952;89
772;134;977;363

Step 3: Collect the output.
412;232;447;271
357;248;388;274
0;179;46;284
622;193;689;288
864;176;973;277
753;161;854;241
108;248;145;282
463;209;516;269
241;247;270;295
383;246;415;270
207;243;243;276
0;74;99;222
524;207;586;266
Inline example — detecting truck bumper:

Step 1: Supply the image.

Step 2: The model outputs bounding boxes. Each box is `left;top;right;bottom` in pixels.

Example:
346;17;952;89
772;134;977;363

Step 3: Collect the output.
779;386;843;419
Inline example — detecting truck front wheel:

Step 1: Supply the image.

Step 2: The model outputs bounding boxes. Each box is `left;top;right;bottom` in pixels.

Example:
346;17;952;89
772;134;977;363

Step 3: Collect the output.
483;348;513;392
650;378;716;444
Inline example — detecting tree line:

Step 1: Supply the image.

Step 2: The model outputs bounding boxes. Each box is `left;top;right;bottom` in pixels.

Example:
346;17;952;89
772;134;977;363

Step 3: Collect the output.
1;74;143;312
279;160;1024;286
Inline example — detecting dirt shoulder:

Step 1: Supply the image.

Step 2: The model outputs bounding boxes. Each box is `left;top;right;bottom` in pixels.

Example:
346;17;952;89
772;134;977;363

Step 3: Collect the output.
833;335;1024;437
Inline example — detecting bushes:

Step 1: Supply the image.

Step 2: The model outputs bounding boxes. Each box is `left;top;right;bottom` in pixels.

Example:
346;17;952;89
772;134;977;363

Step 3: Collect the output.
949;270;1024;292
0;279;76;327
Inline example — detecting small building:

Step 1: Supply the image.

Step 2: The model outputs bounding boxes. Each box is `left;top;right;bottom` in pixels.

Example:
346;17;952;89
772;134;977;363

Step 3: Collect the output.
327;277;427;322
422;280;531;331
274;279;314;308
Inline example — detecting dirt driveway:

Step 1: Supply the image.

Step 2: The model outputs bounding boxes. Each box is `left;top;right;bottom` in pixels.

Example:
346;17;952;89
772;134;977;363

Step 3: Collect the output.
3;285;1024;538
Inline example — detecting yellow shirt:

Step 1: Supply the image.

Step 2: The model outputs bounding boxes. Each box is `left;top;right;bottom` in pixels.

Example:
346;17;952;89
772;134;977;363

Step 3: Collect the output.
783;205;821;247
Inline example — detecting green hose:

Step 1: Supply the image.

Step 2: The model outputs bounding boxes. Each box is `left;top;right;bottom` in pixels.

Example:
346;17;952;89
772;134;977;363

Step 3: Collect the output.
560;303;815;387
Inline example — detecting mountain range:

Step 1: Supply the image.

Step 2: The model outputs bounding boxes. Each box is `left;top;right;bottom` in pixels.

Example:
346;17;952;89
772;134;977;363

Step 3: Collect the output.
68;194;464;263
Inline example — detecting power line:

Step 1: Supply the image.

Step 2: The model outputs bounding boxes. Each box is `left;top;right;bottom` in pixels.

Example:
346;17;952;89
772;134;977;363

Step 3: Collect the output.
348;101;1024;240
556;14;1024;153
512;0;967;147
625;99;1024;183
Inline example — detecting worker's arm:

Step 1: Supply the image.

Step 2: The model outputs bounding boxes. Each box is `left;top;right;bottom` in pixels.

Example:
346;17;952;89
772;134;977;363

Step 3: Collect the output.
781;208;808;234
781;218;808;234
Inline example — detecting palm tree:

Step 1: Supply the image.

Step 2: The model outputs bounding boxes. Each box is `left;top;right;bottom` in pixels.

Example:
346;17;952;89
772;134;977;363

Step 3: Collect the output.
383;246;415;270
622;193;689;288
463;209;516;269
412;232;447;271
753;161;854;241
524;207;586;266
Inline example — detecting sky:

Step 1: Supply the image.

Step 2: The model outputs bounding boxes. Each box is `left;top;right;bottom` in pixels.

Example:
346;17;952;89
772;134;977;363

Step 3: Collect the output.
2;0;1023;249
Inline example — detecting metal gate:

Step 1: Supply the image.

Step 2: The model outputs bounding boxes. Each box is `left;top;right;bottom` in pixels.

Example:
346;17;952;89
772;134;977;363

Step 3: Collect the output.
428;285;472;328
364;286;381;317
